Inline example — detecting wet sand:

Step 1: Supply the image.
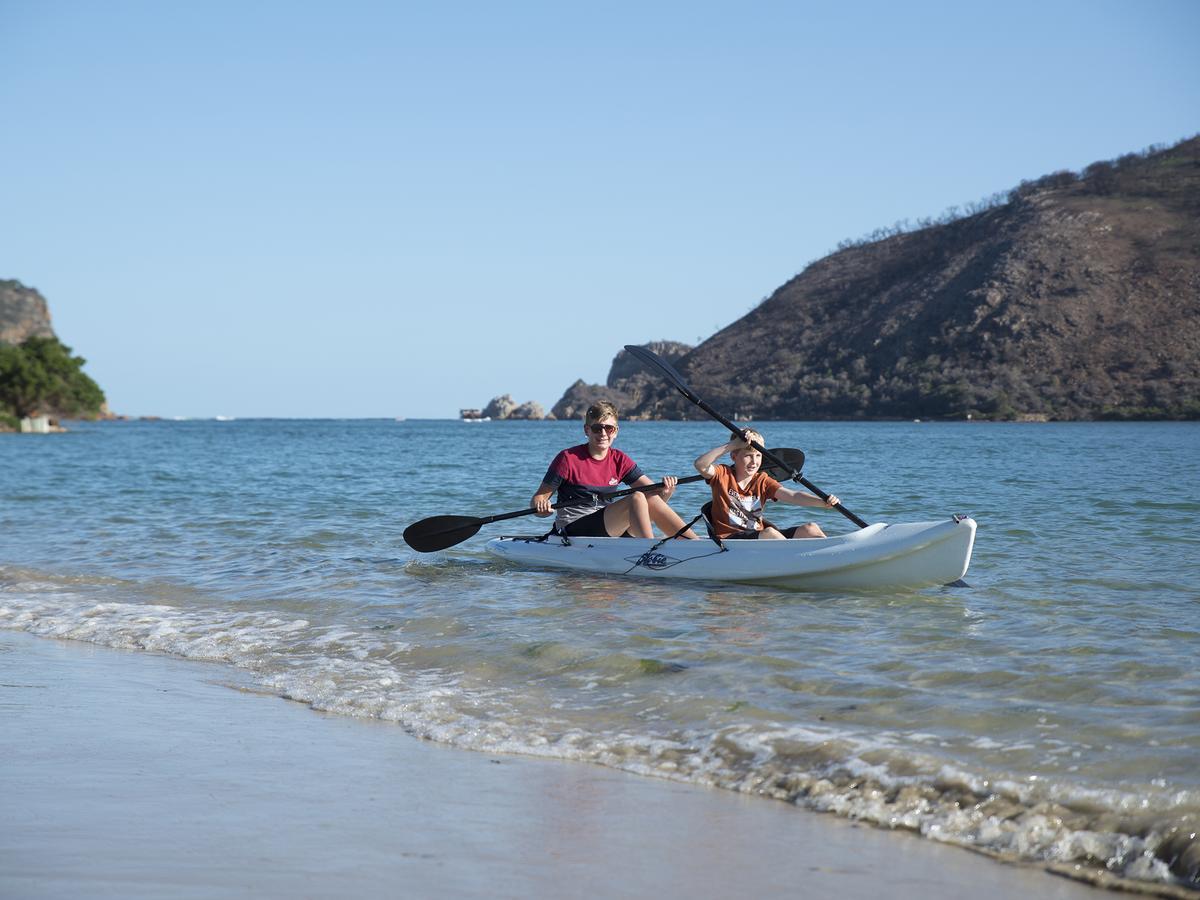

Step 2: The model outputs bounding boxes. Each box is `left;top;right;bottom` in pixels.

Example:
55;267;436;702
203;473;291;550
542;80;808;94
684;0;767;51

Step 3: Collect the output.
0;629;1104;899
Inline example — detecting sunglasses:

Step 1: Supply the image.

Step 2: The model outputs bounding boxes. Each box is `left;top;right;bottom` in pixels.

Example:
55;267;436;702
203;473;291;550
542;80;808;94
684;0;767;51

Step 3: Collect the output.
587;423;617;435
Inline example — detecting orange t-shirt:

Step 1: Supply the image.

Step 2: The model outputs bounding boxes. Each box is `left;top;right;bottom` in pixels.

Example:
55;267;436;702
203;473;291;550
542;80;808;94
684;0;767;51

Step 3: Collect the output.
704;464;781;539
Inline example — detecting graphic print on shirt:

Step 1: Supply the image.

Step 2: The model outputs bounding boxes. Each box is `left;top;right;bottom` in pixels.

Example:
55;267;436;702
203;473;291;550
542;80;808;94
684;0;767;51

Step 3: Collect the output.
725;487;765;532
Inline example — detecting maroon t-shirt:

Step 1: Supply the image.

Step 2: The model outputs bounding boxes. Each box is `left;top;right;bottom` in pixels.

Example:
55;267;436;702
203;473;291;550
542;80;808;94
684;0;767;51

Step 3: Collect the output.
543;445;644;529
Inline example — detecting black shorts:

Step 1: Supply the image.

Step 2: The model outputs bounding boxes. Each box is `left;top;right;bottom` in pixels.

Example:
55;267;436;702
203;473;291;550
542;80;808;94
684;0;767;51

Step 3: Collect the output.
724;529;761;540
560;507;612;538
725;525;803;540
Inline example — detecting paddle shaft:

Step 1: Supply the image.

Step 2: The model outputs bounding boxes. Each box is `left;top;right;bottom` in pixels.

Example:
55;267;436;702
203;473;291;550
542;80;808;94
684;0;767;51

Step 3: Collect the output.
403;475;703;551
458;446;805;531
629;347;869;529
403;448;806;552
460;473;707;530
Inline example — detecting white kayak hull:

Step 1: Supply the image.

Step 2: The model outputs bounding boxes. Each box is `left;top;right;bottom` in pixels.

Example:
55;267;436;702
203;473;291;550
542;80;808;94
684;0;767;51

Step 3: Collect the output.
485;517;976;591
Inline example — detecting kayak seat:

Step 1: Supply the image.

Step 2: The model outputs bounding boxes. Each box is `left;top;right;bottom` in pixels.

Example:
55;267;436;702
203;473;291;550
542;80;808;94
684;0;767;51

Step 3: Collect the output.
699;502;724;546
699;502;781;543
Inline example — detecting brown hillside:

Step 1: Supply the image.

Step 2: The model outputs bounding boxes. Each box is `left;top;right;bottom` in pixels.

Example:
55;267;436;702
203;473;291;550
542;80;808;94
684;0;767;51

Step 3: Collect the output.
622;137;1200;421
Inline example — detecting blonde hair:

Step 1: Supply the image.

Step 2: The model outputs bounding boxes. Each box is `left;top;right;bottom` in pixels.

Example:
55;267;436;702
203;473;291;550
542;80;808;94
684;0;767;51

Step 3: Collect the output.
731;430;764;458
585;401;619;424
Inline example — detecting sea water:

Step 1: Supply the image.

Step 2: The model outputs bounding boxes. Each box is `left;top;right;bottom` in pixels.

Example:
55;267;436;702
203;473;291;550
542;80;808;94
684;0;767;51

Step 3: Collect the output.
2;419;1197;892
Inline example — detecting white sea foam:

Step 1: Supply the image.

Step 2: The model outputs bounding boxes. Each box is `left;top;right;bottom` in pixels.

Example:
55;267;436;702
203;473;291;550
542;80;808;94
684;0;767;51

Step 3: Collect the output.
2;574;1197;893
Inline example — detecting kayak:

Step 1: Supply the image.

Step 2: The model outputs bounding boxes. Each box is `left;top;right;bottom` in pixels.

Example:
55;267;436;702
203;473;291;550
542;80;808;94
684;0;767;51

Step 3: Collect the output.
485;516;976;591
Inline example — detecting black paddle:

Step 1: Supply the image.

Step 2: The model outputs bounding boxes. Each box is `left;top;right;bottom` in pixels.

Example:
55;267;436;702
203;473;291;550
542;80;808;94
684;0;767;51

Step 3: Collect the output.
624;344;870;529
403;447;807;553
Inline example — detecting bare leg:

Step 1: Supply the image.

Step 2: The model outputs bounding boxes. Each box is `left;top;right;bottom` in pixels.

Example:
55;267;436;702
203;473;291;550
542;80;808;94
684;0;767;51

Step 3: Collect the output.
788;522;826;539
647;496;699;539
759;525;787;540
604;493;654;538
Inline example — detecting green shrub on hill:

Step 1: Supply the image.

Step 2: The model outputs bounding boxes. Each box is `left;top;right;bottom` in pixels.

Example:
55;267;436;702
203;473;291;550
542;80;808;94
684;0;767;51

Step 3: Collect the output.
0;336;105;420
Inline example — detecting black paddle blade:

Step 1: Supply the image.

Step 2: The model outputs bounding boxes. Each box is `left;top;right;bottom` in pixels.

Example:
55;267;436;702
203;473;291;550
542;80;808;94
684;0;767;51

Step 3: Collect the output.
623;344;692;392
403;515;483;553
762;447;805;480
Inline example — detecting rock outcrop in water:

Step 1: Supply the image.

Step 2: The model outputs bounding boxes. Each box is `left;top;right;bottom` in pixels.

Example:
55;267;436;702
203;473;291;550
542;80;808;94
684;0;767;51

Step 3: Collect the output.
480;395;547;420
552;137;1200;421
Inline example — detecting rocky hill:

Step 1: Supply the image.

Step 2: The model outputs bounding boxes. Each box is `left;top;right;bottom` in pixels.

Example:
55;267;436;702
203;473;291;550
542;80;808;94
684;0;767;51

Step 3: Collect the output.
1;280;106;427
550;341;691;420
556;137;1200;421
0;280;56;344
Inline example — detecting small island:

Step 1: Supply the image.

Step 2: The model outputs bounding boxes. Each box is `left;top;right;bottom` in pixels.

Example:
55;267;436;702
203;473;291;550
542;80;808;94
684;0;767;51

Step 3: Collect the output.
0;280;107;433
459;395;551;421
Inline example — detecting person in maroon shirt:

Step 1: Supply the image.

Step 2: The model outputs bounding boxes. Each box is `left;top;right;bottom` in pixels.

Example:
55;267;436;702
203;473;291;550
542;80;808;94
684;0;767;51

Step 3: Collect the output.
531;401;698;539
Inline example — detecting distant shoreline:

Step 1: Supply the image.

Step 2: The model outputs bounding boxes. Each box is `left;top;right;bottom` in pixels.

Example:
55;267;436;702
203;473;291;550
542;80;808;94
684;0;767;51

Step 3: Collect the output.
33;415;1199;425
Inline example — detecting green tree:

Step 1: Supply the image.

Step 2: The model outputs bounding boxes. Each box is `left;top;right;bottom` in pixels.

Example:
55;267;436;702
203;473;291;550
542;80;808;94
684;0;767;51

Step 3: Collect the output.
0;337;105;419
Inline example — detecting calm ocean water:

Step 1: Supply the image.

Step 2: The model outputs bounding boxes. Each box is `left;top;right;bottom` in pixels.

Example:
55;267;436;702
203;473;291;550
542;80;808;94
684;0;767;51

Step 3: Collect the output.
2;419;1198;892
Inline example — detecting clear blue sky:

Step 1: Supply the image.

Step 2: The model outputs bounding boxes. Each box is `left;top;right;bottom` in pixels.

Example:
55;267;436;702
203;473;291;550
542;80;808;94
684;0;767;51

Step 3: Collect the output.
2;0;1197;418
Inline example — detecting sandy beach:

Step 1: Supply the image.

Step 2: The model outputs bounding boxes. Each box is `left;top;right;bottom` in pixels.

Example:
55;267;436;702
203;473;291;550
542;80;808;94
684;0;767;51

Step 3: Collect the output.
0;629;1109;899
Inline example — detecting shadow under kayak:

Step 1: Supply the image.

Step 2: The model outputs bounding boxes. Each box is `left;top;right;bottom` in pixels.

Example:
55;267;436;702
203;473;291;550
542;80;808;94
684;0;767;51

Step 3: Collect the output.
485;517;976;591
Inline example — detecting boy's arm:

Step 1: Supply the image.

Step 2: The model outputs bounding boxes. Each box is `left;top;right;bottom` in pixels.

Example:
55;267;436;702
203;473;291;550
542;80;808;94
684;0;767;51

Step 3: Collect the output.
693;441;738;478
531;481;556;516
774;485;839;509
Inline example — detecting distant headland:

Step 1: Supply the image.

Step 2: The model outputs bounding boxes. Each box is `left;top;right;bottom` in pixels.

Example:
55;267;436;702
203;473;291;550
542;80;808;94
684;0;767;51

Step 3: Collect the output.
476;136;1199;422
0;280;107;432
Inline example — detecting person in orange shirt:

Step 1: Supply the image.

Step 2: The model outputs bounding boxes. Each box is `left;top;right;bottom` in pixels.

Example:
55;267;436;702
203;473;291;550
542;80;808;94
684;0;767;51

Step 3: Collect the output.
693;431;839;540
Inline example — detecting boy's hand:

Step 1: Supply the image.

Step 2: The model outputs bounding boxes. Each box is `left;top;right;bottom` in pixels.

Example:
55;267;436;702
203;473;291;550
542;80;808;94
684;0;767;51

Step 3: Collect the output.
655;475;677;501
531;496;553;516
824;494;840;508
